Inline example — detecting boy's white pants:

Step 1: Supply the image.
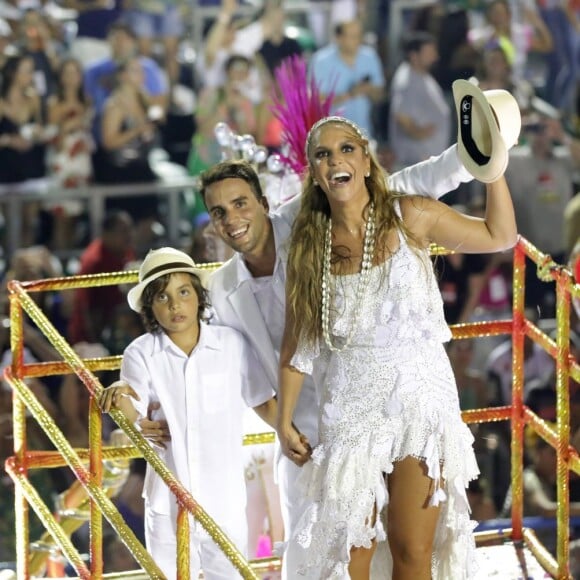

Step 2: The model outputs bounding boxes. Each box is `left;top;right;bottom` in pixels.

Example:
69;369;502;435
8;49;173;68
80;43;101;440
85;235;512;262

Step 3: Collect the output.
145;508;246;579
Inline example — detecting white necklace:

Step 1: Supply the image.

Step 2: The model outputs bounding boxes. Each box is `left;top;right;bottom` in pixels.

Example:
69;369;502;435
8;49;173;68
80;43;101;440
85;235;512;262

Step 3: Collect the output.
321;203;376;352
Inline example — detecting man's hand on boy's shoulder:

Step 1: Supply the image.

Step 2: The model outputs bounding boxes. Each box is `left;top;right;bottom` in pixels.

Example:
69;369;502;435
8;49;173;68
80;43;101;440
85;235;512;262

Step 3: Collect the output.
139;401;171;449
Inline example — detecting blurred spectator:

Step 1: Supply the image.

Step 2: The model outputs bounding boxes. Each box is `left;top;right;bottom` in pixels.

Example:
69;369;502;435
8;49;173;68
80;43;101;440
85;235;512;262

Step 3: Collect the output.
58;341;109;448
506;113;576;314
0;17;14;70
485;310;555;406
189;54;260;176
388;31;450;168
84;20;168;122
501;426;580;554
476;42;535;114
306;0;366;48
199;0;279;97
467;478;498;521
257;1;302;77
45;57;93;250
125;0;184;83
0;54;50;246
469;0;553;84
17;8;60;100
432;7;481;94
63;0;123;67
539;0;579;114
447;339;489;412
67;210;135;344
0;246;68;445
93;55;161;233
309;19;384;139
436;247;487;325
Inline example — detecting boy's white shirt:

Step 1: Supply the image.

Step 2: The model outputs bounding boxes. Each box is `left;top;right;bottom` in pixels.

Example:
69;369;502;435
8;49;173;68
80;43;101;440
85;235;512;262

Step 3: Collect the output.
120;324;273;528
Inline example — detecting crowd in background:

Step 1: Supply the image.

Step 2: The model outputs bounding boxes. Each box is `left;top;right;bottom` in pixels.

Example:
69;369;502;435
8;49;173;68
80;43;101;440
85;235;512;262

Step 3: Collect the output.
0;0;578;573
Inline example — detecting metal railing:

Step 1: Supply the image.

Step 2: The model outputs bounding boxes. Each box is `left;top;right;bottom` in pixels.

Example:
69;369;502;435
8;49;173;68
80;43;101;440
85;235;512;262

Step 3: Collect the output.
0;176;199;259
3;236;580;578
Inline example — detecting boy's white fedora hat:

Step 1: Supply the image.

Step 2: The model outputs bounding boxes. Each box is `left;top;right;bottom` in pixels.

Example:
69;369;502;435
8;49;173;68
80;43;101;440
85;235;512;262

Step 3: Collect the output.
452;79;521;183
127;247;210;312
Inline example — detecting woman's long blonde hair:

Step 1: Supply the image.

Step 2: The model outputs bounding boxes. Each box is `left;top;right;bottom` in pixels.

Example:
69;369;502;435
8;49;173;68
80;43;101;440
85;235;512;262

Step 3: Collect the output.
286;118;415;345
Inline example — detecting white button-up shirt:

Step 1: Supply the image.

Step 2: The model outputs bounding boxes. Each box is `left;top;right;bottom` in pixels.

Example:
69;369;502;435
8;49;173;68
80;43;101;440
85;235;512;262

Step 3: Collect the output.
120;323;273;543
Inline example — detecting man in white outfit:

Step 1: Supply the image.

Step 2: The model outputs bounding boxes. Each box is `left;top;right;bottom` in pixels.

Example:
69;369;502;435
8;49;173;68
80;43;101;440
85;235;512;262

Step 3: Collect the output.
199;145;473;578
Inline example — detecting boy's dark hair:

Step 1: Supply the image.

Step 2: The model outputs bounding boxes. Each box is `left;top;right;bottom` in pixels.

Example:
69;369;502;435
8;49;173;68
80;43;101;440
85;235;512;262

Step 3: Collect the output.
139;272;211;333
199;160;265;206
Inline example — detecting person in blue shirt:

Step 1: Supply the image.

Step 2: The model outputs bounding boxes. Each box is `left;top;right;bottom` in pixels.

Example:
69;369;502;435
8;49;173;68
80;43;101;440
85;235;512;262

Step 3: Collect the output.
309;19;384;139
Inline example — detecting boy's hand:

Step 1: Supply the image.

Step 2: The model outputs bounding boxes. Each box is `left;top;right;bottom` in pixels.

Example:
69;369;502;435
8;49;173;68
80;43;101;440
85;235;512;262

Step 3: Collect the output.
98;380;140;413
138;401;171;449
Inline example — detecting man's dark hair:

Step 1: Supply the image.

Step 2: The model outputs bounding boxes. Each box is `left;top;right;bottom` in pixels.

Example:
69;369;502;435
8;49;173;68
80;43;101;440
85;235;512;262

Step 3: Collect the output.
402;31;435;57
199;160;265;205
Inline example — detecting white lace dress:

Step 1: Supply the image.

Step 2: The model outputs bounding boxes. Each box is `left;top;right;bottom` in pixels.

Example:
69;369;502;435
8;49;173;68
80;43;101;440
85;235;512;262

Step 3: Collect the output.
290;226;480;579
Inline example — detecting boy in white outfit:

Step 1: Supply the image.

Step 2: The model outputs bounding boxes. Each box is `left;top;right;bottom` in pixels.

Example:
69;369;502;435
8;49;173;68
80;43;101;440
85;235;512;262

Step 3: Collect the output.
100;247;275;580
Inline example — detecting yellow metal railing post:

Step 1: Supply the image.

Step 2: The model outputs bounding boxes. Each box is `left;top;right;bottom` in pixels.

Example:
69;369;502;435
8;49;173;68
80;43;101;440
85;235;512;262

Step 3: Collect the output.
555;266;572;578
89;397;104;578
510;241;526;540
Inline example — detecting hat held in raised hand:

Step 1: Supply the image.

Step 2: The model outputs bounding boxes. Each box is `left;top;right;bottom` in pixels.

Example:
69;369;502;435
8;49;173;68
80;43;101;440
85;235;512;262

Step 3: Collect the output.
127;247;210;312
453;79;521;183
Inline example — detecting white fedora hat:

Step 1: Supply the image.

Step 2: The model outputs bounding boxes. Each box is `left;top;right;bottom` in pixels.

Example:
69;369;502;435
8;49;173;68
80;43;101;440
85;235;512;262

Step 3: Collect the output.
452;79;521;183
127;247;210;312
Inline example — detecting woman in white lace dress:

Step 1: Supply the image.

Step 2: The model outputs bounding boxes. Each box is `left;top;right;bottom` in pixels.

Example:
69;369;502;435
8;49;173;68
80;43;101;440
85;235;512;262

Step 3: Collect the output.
276;116;518;579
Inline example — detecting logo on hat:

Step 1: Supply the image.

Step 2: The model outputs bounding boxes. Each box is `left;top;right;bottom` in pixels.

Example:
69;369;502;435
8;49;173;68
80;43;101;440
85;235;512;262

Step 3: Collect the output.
452;79;521;183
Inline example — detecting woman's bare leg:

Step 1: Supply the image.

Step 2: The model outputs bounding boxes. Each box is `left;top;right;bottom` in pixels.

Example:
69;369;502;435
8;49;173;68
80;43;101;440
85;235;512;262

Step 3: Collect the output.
388;457;441;580
348;540;377;580
348;505;378;580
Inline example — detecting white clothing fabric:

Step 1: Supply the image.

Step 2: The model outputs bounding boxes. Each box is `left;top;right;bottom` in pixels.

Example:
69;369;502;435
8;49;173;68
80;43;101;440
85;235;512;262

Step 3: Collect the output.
289;216;479;578
389;62;451;168
145;509;245;580
207;147;474;577
121;324;273;579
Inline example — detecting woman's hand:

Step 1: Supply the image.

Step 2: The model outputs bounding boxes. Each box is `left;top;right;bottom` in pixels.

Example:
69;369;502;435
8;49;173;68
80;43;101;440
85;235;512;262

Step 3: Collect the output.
277;423;312;466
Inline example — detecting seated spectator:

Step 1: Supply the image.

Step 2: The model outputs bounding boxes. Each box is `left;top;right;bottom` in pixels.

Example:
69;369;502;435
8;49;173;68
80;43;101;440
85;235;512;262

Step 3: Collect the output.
67;210;136;345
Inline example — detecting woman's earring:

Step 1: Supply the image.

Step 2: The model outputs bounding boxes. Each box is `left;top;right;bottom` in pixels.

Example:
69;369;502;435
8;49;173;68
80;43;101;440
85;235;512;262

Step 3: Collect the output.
365;172;370;178
313;179;319;186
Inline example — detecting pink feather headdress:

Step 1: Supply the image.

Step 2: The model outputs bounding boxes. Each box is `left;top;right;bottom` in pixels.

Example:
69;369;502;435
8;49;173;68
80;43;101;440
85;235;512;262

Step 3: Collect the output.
270;55;334;176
